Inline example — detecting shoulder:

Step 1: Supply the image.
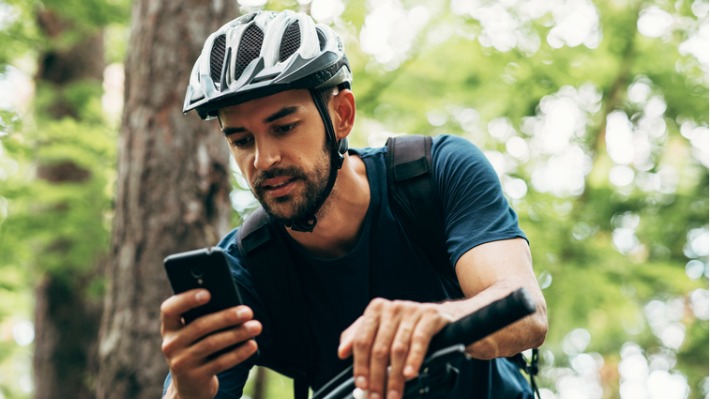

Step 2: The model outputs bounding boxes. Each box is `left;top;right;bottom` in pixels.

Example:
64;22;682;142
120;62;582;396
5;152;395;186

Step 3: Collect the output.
431;134;487;164
429;134;499;185
217;227;242;260
348;145;385;160
215;227;252;282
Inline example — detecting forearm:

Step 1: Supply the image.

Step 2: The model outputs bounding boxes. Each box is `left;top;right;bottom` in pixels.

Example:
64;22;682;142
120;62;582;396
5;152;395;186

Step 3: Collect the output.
438;279;547;359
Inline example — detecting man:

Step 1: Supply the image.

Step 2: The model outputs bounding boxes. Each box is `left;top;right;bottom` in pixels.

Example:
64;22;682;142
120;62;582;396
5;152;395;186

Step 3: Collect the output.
160;10;547;399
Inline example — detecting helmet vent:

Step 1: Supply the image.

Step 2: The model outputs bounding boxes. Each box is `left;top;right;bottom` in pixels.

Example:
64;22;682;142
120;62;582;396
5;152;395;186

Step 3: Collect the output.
235;25;264;80
279;22;301;62
316;28;326;50
209;34;227;84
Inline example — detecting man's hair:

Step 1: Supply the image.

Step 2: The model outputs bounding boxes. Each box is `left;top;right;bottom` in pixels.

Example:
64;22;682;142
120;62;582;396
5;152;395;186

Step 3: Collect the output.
317;86;340;107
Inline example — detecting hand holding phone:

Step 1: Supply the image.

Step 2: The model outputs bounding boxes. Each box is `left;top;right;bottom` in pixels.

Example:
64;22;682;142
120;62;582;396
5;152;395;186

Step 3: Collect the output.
163;247;243;324
161;247;260;396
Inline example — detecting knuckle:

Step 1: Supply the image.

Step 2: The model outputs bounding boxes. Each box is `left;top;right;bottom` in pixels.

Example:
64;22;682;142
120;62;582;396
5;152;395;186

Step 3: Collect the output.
391;342;408;357
353;338;370;352
169;355;189;373
159;300;171;315
409;341;426;358
392;299;412;311
368;297;387;311
411;330;429;344
372;346;389;360
161;340;174;357
422;305;439;317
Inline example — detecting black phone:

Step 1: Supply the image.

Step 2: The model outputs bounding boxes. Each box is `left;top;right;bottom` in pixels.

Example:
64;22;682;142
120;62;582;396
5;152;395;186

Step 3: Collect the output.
163;247;243;324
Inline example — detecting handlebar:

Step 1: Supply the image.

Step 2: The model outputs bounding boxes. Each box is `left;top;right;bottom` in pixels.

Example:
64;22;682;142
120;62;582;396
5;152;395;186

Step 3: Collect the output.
312;287;537;399
427;287;536;353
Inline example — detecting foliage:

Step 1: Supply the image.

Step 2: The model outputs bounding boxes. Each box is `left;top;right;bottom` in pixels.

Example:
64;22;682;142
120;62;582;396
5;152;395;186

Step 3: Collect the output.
0;0;126;396
0;0;707;398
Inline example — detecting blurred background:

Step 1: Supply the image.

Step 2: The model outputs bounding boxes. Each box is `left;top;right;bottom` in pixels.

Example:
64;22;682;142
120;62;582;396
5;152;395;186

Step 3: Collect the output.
0;0;707;398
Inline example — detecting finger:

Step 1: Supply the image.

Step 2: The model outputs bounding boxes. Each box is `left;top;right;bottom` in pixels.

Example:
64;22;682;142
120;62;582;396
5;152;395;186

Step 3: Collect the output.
338;317;362;359
183;305;256;345
162;305;256;360
191;319;262;360
161;289;210;333
202;338;260;376
367;307;400;398
352;299;386;391
386;318;417;399
403;309;449;379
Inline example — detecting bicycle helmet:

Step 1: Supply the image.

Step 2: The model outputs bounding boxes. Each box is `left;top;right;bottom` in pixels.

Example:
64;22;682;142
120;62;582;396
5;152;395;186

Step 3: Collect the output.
184;10;353;232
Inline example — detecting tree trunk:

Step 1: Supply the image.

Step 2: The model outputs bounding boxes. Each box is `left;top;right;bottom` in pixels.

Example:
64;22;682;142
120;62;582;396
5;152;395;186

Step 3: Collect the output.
32;9;105;399
252;367;268;399
95;1;235;398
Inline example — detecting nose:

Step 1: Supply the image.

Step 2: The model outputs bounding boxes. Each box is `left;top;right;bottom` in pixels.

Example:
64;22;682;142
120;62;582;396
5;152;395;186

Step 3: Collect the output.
253;137;281;171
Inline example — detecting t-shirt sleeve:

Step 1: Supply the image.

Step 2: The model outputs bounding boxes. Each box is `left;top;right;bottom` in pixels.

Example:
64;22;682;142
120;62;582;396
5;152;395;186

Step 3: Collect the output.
432;134;527;267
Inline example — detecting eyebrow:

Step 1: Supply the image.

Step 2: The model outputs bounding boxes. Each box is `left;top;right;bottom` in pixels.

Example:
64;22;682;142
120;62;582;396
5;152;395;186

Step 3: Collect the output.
222;106;300;136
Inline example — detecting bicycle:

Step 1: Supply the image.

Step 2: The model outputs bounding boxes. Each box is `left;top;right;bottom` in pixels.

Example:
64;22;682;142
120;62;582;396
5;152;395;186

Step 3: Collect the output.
311;288;539;399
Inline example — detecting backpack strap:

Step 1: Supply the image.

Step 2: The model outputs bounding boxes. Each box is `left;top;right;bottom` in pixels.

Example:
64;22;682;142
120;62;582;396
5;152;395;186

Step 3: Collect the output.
385;135;457;285
237;208;313;399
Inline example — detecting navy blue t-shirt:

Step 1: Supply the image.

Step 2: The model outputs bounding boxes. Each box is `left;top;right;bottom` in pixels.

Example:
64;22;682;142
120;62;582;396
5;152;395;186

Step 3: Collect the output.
164;134;532;398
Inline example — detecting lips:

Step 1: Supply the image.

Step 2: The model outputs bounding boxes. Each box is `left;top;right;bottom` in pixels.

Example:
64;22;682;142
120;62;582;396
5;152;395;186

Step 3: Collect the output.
259;176;298;198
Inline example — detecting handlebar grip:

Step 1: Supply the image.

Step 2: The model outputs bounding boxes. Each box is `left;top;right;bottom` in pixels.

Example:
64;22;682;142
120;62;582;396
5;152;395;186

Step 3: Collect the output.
428;287;536;354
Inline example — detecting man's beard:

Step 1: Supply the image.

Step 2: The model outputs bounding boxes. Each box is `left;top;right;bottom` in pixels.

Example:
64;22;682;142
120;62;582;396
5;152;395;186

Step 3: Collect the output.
252;152;332;226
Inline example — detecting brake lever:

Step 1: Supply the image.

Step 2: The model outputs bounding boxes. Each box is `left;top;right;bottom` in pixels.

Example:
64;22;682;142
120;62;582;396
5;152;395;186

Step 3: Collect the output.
402;345;468;397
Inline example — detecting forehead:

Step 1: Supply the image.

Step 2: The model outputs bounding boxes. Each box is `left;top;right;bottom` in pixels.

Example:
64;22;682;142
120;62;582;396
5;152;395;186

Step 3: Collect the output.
218;89;314;126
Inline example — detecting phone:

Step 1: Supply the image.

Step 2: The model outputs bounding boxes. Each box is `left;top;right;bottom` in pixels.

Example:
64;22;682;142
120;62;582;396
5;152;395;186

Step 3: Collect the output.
163;247;243;324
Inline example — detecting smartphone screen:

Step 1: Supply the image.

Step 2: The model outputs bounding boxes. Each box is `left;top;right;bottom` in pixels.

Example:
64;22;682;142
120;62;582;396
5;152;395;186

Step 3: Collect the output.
164;247;243;324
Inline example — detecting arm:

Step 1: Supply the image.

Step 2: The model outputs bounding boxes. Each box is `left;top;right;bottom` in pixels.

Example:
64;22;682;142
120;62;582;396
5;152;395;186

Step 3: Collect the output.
338;135;547;398
337;241;547;399
160;289;261;399
441;237;547;359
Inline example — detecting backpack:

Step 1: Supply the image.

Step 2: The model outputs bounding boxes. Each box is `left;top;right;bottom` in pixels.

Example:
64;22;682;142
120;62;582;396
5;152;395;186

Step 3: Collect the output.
237;135;538;399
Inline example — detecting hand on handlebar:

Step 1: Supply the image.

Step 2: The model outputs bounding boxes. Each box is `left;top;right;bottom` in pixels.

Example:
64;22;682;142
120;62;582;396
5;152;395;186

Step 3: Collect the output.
337;298;454;399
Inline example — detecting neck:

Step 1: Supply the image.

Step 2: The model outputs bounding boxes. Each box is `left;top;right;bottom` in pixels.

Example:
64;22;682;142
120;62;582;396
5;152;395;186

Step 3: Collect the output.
287;154;369;258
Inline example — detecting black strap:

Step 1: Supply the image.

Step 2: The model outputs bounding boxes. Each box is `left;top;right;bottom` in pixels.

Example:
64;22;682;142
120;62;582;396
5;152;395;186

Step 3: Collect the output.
237;208;313;399
529;348;541;399
385;135;457;285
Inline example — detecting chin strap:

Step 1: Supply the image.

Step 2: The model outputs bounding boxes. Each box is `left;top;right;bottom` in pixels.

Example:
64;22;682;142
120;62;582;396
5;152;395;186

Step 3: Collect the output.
288;216;318;232
284;89;348;233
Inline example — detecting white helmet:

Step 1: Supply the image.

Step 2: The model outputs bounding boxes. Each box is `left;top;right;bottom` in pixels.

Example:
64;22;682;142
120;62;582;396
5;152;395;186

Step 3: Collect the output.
183;10;352;120
185;10;353;232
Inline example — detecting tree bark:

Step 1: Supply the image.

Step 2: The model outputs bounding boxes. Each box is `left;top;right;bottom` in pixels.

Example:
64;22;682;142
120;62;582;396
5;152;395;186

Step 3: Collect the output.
95;1;235;398
252;367;268;399
32;9;105;399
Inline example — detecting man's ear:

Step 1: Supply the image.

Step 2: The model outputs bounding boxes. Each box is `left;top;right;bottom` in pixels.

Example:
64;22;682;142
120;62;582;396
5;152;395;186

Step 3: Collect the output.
332;89;355;139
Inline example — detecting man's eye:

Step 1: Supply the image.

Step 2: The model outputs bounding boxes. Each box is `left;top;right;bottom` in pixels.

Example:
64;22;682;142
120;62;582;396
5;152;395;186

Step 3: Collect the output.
274;123;297;135
230;136;253;148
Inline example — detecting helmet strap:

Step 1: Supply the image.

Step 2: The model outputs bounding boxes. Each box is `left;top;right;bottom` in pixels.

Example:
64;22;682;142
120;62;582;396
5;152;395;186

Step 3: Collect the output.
283;89;346;233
